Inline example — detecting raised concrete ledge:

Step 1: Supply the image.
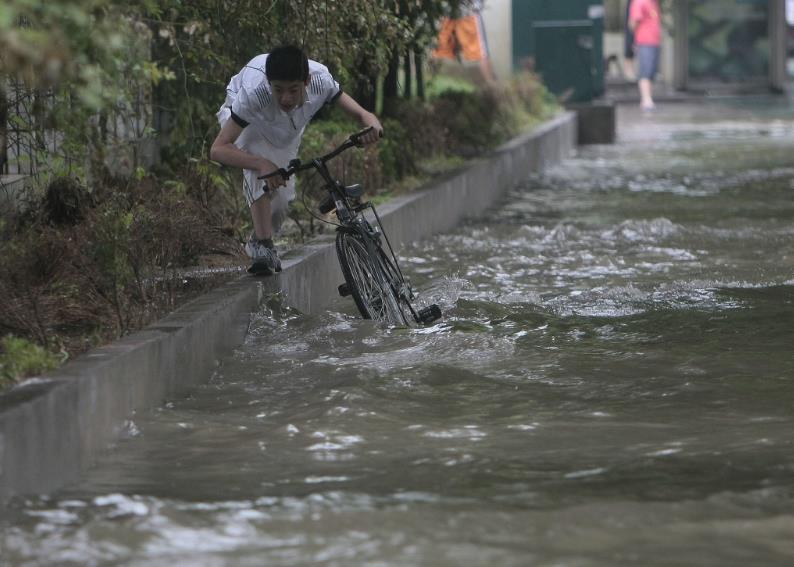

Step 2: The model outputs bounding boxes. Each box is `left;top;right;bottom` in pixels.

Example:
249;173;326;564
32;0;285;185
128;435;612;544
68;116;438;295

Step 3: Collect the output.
0;112;576;503
0;277;263;500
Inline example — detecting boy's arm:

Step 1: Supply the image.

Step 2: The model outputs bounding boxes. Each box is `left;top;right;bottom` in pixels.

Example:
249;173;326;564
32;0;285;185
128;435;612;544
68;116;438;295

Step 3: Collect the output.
335;92;383;144
209;120;284;187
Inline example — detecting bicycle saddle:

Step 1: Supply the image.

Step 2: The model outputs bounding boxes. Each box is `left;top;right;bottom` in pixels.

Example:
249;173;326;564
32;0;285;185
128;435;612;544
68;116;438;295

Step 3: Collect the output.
344;184;364;198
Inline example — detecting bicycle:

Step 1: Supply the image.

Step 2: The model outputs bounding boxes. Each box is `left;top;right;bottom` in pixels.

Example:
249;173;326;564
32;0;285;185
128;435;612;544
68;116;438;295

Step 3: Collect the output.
259;127;442;327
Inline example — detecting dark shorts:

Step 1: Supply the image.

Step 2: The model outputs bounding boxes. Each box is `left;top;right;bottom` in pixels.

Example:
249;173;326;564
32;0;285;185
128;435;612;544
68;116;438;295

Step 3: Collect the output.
624;30;635;59
623;2;634;58
637;44;660;80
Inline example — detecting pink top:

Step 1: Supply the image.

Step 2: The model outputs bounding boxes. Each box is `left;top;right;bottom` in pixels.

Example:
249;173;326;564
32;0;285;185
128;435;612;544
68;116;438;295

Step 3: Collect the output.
630;0;661;46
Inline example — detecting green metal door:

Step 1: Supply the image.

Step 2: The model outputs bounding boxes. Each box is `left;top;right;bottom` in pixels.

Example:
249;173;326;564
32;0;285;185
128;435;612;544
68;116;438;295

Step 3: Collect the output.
512;1;605;102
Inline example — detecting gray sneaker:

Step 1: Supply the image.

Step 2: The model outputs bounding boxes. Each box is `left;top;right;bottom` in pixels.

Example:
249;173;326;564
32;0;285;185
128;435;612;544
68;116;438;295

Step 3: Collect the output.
245;235;282;274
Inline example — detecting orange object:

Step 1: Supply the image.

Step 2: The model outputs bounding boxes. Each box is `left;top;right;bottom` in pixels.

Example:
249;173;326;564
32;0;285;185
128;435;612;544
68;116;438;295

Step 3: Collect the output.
432;14;488;62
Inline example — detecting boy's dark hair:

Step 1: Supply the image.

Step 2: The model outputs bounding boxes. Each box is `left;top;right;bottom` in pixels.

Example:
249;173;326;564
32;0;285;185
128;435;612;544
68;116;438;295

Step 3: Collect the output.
265;45;309;82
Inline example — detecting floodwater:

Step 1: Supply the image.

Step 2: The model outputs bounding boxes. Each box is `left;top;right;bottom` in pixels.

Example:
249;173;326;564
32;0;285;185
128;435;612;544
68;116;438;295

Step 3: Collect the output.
3;100;794;566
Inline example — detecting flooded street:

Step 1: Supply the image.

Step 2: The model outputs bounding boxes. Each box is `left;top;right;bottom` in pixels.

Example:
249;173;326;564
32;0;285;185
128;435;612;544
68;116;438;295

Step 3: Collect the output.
4;100;794;566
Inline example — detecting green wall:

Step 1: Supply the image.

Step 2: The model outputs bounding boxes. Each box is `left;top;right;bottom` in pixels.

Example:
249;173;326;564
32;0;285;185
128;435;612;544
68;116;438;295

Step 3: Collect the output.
512;1;605;102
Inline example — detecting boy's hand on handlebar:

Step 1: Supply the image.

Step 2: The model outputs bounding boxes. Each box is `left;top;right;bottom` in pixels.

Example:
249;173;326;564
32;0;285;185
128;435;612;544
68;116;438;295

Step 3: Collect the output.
359;115;383;145
257;158;286;191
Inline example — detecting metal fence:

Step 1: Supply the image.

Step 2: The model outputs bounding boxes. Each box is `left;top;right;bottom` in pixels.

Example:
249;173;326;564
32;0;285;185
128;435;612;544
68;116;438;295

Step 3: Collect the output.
1;77;155;180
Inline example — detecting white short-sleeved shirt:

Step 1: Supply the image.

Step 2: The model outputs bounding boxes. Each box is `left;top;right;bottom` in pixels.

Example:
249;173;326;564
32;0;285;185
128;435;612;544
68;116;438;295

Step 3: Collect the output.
218;54;342;150
216;54;342;210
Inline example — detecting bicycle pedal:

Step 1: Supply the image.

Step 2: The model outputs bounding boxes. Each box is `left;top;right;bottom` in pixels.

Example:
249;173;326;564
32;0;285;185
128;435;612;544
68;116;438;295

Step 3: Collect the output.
338;282;351;297
416;304;442;324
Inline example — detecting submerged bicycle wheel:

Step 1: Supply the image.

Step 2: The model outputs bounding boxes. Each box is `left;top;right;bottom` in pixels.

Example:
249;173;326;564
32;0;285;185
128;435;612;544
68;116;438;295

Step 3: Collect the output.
374;242;416;325
336;229;410;326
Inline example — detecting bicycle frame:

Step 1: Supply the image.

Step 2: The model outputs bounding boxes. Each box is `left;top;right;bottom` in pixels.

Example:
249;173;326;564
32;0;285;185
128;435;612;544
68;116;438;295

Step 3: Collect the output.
259;128;440;325
313;156;417;316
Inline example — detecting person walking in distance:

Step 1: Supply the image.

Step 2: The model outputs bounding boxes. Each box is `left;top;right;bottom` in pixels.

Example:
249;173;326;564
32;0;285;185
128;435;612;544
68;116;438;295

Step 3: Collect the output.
622;0;636;80
629;0;661;110
210;45;383;274
432;0;496;82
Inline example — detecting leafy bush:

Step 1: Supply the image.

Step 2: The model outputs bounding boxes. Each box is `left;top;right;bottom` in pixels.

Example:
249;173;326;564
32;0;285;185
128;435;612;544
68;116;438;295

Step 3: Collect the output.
0;171;242;368
378;117;420;181
0;335;60;387
424;73;478;98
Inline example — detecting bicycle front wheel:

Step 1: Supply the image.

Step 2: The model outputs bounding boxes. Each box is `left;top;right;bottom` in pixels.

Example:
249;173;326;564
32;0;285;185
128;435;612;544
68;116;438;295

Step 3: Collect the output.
336;229;409;326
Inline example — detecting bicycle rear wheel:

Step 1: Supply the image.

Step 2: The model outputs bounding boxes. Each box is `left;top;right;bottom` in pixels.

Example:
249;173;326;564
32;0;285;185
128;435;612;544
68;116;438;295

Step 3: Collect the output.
336;229;410;326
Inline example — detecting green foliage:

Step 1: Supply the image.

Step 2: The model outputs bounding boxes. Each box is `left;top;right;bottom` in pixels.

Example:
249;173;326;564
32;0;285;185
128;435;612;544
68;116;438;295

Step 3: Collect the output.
304;113;383;188
138;0;474;162
90;204;135;293
0;218;68;347
299;116;354;167
1;0;170;186
1;1;147;104
142;0;417;161
378;117;419;180
0;335;60;387
0;0;481;181
0;168;241;361
434;89;502;153
425;73;478;98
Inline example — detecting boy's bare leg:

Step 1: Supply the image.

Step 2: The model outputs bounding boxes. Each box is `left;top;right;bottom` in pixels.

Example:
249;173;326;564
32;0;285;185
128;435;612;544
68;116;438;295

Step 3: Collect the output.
251;195;273;240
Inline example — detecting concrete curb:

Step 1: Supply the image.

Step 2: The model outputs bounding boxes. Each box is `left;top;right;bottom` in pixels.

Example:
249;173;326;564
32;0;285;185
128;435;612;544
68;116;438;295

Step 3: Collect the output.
0;112;576;503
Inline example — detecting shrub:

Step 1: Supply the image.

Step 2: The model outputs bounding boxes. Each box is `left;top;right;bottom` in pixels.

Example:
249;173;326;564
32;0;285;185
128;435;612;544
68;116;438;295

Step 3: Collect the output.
0;171;242;363
378;116;420;181
0;335;61;388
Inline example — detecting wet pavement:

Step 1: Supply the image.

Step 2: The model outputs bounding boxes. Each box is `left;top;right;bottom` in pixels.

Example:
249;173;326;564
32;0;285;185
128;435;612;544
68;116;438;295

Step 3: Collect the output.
2;97;794;566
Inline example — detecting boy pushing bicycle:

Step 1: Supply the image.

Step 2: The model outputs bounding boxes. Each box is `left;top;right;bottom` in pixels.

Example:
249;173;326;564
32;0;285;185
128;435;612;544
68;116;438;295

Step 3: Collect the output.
210;45;383;274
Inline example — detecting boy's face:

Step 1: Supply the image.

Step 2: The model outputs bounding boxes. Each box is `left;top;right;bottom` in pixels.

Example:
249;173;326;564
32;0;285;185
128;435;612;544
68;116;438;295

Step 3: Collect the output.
271;79;308;112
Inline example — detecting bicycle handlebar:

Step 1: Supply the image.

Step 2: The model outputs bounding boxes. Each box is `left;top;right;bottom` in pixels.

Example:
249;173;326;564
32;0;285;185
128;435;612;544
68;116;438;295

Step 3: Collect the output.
257;127;379;181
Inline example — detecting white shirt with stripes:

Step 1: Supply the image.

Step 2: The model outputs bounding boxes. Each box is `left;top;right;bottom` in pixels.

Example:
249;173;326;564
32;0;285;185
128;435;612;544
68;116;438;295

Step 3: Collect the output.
216;54;342;209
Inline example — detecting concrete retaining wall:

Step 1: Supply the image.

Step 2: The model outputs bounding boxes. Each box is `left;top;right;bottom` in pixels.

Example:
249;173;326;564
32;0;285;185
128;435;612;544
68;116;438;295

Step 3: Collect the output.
0;112;576;503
